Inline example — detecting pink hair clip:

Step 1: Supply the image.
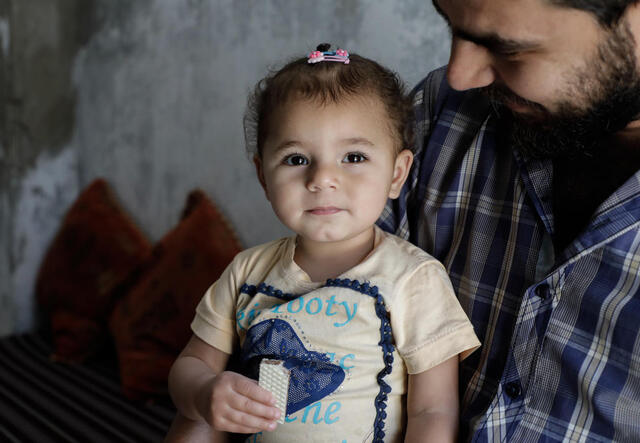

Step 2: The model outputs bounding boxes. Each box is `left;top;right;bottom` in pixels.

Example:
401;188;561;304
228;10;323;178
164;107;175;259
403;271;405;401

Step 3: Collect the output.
308;47;350;64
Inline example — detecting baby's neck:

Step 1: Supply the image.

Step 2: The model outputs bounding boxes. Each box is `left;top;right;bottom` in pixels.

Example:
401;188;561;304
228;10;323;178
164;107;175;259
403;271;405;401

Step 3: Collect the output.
294;228;376;283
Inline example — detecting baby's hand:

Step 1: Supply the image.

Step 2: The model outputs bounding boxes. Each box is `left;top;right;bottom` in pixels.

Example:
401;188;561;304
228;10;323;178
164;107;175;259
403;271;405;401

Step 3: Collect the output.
200;370;282;434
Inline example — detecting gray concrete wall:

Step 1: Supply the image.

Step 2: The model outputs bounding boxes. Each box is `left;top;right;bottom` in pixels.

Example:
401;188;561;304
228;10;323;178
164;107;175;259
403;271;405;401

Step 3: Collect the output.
1;0;93;335
0;0;450;336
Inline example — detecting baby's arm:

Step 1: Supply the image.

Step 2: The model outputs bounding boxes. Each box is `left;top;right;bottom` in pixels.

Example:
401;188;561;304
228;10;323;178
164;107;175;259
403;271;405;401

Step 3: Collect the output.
167;334;281;439
404;356;459;443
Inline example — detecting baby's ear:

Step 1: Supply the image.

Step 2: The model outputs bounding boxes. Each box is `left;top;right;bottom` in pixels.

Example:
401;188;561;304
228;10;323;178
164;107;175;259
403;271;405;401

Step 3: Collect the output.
388;149;413;199
253;155;270;201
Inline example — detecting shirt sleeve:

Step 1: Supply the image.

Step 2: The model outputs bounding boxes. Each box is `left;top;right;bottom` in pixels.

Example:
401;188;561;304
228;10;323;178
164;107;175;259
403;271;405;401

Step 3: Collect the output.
390;260;481;374
190;259;240;355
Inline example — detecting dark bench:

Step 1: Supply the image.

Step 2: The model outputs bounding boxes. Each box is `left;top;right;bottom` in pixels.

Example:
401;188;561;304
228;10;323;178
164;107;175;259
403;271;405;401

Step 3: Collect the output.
0;333;175;443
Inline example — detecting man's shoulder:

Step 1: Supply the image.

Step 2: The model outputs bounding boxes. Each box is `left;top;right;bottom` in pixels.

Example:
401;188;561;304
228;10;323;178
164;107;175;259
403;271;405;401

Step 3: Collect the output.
408;66;495;165
411;66;447;99
411;66;493;125
410;66;448;119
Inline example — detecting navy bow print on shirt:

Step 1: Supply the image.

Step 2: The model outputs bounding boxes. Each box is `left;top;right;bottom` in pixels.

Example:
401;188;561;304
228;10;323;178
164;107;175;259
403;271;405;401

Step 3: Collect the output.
240;318;345;415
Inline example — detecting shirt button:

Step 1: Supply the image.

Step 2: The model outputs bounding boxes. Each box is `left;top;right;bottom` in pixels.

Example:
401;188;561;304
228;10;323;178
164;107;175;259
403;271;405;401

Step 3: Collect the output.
504;381;522;399
535;284;550;299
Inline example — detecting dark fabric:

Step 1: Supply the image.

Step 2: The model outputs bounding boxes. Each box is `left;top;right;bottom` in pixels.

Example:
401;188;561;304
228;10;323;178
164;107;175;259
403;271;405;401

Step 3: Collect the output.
36;178;152;362
0;333;175;443
109;190;242;400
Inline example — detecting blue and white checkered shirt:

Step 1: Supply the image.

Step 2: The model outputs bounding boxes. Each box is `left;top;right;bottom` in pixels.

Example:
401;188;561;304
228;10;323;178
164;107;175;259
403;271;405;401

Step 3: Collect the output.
379;67;640;442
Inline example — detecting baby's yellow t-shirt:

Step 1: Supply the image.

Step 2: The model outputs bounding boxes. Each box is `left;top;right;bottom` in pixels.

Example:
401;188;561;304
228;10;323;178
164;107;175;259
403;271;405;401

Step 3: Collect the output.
192;226;480;442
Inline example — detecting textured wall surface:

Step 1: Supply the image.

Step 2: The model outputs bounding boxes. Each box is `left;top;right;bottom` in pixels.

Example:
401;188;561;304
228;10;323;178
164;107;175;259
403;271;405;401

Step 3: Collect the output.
0;0;451;335
1;0;93;335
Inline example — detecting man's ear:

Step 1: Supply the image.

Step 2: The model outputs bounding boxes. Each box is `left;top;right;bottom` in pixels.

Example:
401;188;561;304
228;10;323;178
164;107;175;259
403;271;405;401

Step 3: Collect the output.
253;154;270;201
388;149;413;199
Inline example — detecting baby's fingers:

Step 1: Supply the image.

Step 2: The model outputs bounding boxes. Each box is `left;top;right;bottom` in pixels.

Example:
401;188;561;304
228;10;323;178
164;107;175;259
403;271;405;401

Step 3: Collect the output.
232;376;276;407
208;371;282;433
229;391;281;422
222;408;278;434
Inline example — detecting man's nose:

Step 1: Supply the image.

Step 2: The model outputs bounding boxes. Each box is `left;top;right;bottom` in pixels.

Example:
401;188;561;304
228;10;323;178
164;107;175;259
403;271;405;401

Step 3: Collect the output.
306;162;339;192
446;38;496;91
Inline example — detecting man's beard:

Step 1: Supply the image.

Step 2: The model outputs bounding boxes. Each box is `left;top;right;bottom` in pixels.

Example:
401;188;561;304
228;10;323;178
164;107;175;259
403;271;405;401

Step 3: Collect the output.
485;20;640;160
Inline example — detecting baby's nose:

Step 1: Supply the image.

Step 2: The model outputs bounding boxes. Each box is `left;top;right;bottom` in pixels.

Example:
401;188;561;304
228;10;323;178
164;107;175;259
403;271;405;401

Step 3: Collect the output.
306;163;339;191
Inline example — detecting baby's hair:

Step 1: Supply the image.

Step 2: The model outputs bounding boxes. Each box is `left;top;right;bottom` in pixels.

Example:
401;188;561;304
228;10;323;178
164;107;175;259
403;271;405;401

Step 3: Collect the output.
244;43;414;157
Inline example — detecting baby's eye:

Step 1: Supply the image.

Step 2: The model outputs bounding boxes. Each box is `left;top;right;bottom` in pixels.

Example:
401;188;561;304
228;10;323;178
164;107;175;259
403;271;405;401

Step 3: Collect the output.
343;152;367;163
283;154;309;166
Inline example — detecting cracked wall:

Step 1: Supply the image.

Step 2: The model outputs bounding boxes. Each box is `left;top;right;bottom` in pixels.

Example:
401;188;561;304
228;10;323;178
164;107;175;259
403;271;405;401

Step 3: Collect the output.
1;0;95;335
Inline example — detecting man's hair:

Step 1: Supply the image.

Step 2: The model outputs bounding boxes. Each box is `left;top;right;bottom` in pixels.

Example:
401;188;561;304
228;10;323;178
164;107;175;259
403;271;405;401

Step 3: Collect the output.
244;44;413;157
548;0;639;26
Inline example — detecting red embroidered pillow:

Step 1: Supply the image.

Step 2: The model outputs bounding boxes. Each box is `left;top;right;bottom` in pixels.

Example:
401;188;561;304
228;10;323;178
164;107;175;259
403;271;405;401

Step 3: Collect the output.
109;190;242;400
36;179;152;362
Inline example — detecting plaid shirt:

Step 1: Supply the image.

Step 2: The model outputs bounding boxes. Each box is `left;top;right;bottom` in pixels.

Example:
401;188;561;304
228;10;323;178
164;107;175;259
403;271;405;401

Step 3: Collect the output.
379;67;640;442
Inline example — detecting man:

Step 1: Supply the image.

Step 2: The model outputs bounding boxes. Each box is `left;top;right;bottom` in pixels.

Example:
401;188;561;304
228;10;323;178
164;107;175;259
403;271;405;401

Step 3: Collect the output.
379;0;640;441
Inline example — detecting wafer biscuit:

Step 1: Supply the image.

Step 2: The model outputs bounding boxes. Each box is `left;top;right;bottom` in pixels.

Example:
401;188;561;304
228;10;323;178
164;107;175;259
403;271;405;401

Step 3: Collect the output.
258;359;290;424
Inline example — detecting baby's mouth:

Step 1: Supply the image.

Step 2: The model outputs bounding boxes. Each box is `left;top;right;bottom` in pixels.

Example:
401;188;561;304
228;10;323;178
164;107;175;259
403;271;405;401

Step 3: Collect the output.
307;206;342;215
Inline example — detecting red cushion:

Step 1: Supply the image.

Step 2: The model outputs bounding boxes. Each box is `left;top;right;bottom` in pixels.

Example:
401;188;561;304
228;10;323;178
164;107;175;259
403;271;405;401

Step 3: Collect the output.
36;179;152;362
109;190;242;400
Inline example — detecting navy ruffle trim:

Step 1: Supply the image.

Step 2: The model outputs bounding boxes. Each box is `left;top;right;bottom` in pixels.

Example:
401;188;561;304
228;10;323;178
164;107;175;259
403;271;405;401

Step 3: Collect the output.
241;278;394;443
